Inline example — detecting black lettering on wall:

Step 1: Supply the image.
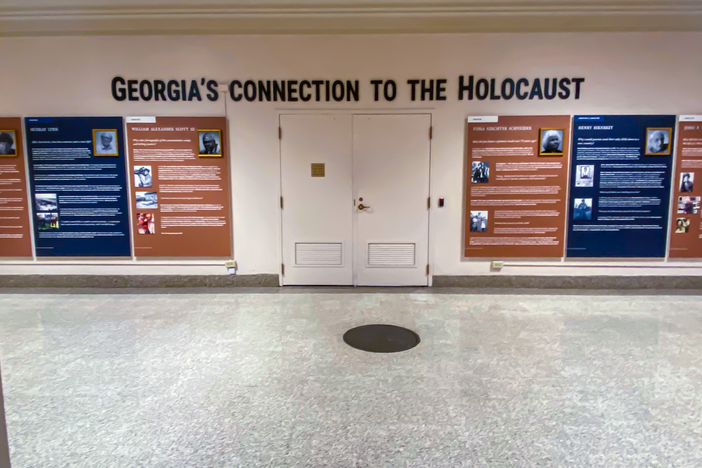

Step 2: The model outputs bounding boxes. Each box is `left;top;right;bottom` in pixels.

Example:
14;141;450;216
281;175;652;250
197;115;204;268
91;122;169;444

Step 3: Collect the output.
244;80;257;101
384;80;397;101
407;79;420;101
273;81;286;101
187;80;202;101
229;80;243;101
558;78;571;99
347;80;359;102
501;78;515;99
206;80;219;101
436;79;447;101
458;75;473;100
154;80;166;101
258;80;271;101
111;77;126;101
572;78;585;99
139;80;153;101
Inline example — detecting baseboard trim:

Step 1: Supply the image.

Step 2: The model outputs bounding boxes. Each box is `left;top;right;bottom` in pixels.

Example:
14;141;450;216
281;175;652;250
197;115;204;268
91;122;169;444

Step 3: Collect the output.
1;274;701;289
0;274;279;288
432;275;702;289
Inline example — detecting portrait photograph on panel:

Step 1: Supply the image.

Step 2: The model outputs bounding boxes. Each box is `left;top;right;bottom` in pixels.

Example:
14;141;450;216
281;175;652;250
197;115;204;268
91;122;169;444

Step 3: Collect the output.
93;129;119;156
677;196;700;214
645;127;672;155
680;172;694;193
134;165;153;188
36;212;59;230
675;218;690;234
35;193;57;212
469;210;488;232
136;213;155;234
199;129;222;157
539;128;564;156
0;130;17;156
575;165;595;187
136;191;158;209
471;161;489;183
573;198;593;220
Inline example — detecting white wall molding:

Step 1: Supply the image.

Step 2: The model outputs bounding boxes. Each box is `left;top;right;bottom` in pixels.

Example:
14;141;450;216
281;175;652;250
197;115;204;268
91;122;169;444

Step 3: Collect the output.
1;1;702;36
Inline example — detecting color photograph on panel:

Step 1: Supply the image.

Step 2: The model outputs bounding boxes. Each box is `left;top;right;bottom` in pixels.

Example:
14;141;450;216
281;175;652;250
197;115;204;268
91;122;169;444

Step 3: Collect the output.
566;115;676;258
669;116;702;257
126;117;232;257
0;118;33;257
24;117;131;257
463;115;572;258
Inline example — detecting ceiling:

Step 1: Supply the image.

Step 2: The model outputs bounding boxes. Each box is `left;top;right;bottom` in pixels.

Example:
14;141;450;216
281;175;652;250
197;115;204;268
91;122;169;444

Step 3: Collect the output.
1;0;702;36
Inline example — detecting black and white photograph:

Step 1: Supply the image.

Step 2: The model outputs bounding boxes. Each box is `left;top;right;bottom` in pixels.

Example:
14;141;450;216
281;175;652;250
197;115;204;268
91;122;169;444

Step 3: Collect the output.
93;129;118;156
136;191;158;209
573;198;593;221
0;130;17;156
134;165;153;188
35;193;57;212
469;210;488;232
645;127;672;156
675;218;690;234
575;165;595;187
36;212;59;230
678;196;700;214
680;172;694;193
199;129;222;156
539;128;564;156
471;161;489;184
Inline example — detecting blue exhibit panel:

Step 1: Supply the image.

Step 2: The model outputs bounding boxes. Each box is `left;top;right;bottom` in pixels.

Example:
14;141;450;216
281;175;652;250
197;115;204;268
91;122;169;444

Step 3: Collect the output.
25;117;132;257
566;115;676;258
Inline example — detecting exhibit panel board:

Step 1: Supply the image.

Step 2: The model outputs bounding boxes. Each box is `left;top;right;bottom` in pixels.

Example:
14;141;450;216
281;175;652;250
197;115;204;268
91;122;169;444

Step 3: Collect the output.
25;117;132;257
0;117;32;257
669;115;702;257
464;115;571;258
566;115;676;258
126;117;232;257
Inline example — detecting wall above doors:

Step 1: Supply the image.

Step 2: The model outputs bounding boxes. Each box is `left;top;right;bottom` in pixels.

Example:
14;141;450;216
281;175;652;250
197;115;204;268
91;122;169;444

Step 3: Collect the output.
2;1;702;36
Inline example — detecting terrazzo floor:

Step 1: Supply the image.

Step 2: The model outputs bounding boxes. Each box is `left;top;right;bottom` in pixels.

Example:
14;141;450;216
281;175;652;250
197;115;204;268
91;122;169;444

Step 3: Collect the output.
1;290;701;467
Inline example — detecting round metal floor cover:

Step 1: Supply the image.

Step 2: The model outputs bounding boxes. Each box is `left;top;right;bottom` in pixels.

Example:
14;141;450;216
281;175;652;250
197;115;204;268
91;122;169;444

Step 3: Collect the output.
343;324;420;353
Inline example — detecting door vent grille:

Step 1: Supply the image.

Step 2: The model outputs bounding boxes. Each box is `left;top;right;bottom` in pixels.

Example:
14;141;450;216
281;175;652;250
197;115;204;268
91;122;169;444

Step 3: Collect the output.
295;243;343;266
368;243;416;267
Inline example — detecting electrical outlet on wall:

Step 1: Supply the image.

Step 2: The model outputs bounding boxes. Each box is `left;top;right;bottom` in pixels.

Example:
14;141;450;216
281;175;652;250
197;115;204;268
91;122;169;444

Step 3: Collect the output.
225;260;237;275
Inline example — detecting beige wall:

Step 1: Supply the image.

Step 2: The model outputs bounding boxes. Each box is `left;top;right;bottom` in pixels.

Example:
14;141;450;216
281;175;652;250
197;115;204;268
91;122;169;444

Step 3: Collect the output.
1;32;702;277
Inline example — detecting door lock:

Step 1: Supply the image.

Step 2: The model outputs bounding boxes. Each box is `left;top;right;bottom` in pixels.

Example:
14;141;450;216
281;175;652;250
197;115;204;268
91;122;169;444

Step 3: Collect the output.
358;203;370;211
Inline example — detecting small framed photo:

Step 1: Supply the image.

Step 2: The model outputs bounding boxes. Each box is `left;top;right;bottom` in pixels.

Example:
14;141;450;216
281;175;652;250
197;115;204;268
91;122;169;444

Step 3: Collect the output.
675;218;690;234
471;161;489;184
199;129;222;157
678;196;700;214
136;213;155;235
539;128;564;156
645;127;672;156
573;198;593;221
36;212;59;231
680;172;694;193
35;193;58;212
469;210;488;233
136;191;158;209
134;165;153;188
0;130;17;157
575;165;595;187
93;129;119;156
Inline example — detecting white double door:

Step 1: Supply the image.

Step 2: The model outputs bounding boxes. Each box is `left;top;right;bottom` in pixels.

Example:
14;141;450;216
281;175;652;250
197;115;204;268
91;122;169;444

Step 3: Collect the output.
280;113;431;286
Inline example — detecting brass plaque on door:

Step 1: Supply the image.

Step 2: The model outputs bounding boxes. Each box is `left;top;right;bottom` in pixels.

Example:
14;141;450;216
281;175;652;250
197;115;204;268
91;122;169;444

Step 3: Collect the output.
311;163;325;177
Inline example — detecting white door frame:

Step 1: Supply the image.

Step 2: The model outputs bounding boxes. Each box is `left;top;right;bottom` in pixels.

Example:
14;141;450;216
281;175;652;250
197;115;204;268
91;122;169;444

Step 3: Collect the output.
277;109;434;287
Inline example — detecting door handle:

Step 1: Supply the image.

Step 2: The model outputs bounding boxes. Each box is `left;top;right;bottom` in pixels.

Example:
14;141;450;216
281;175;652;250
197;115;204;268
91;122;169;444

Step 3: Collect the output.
358;203;370;211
